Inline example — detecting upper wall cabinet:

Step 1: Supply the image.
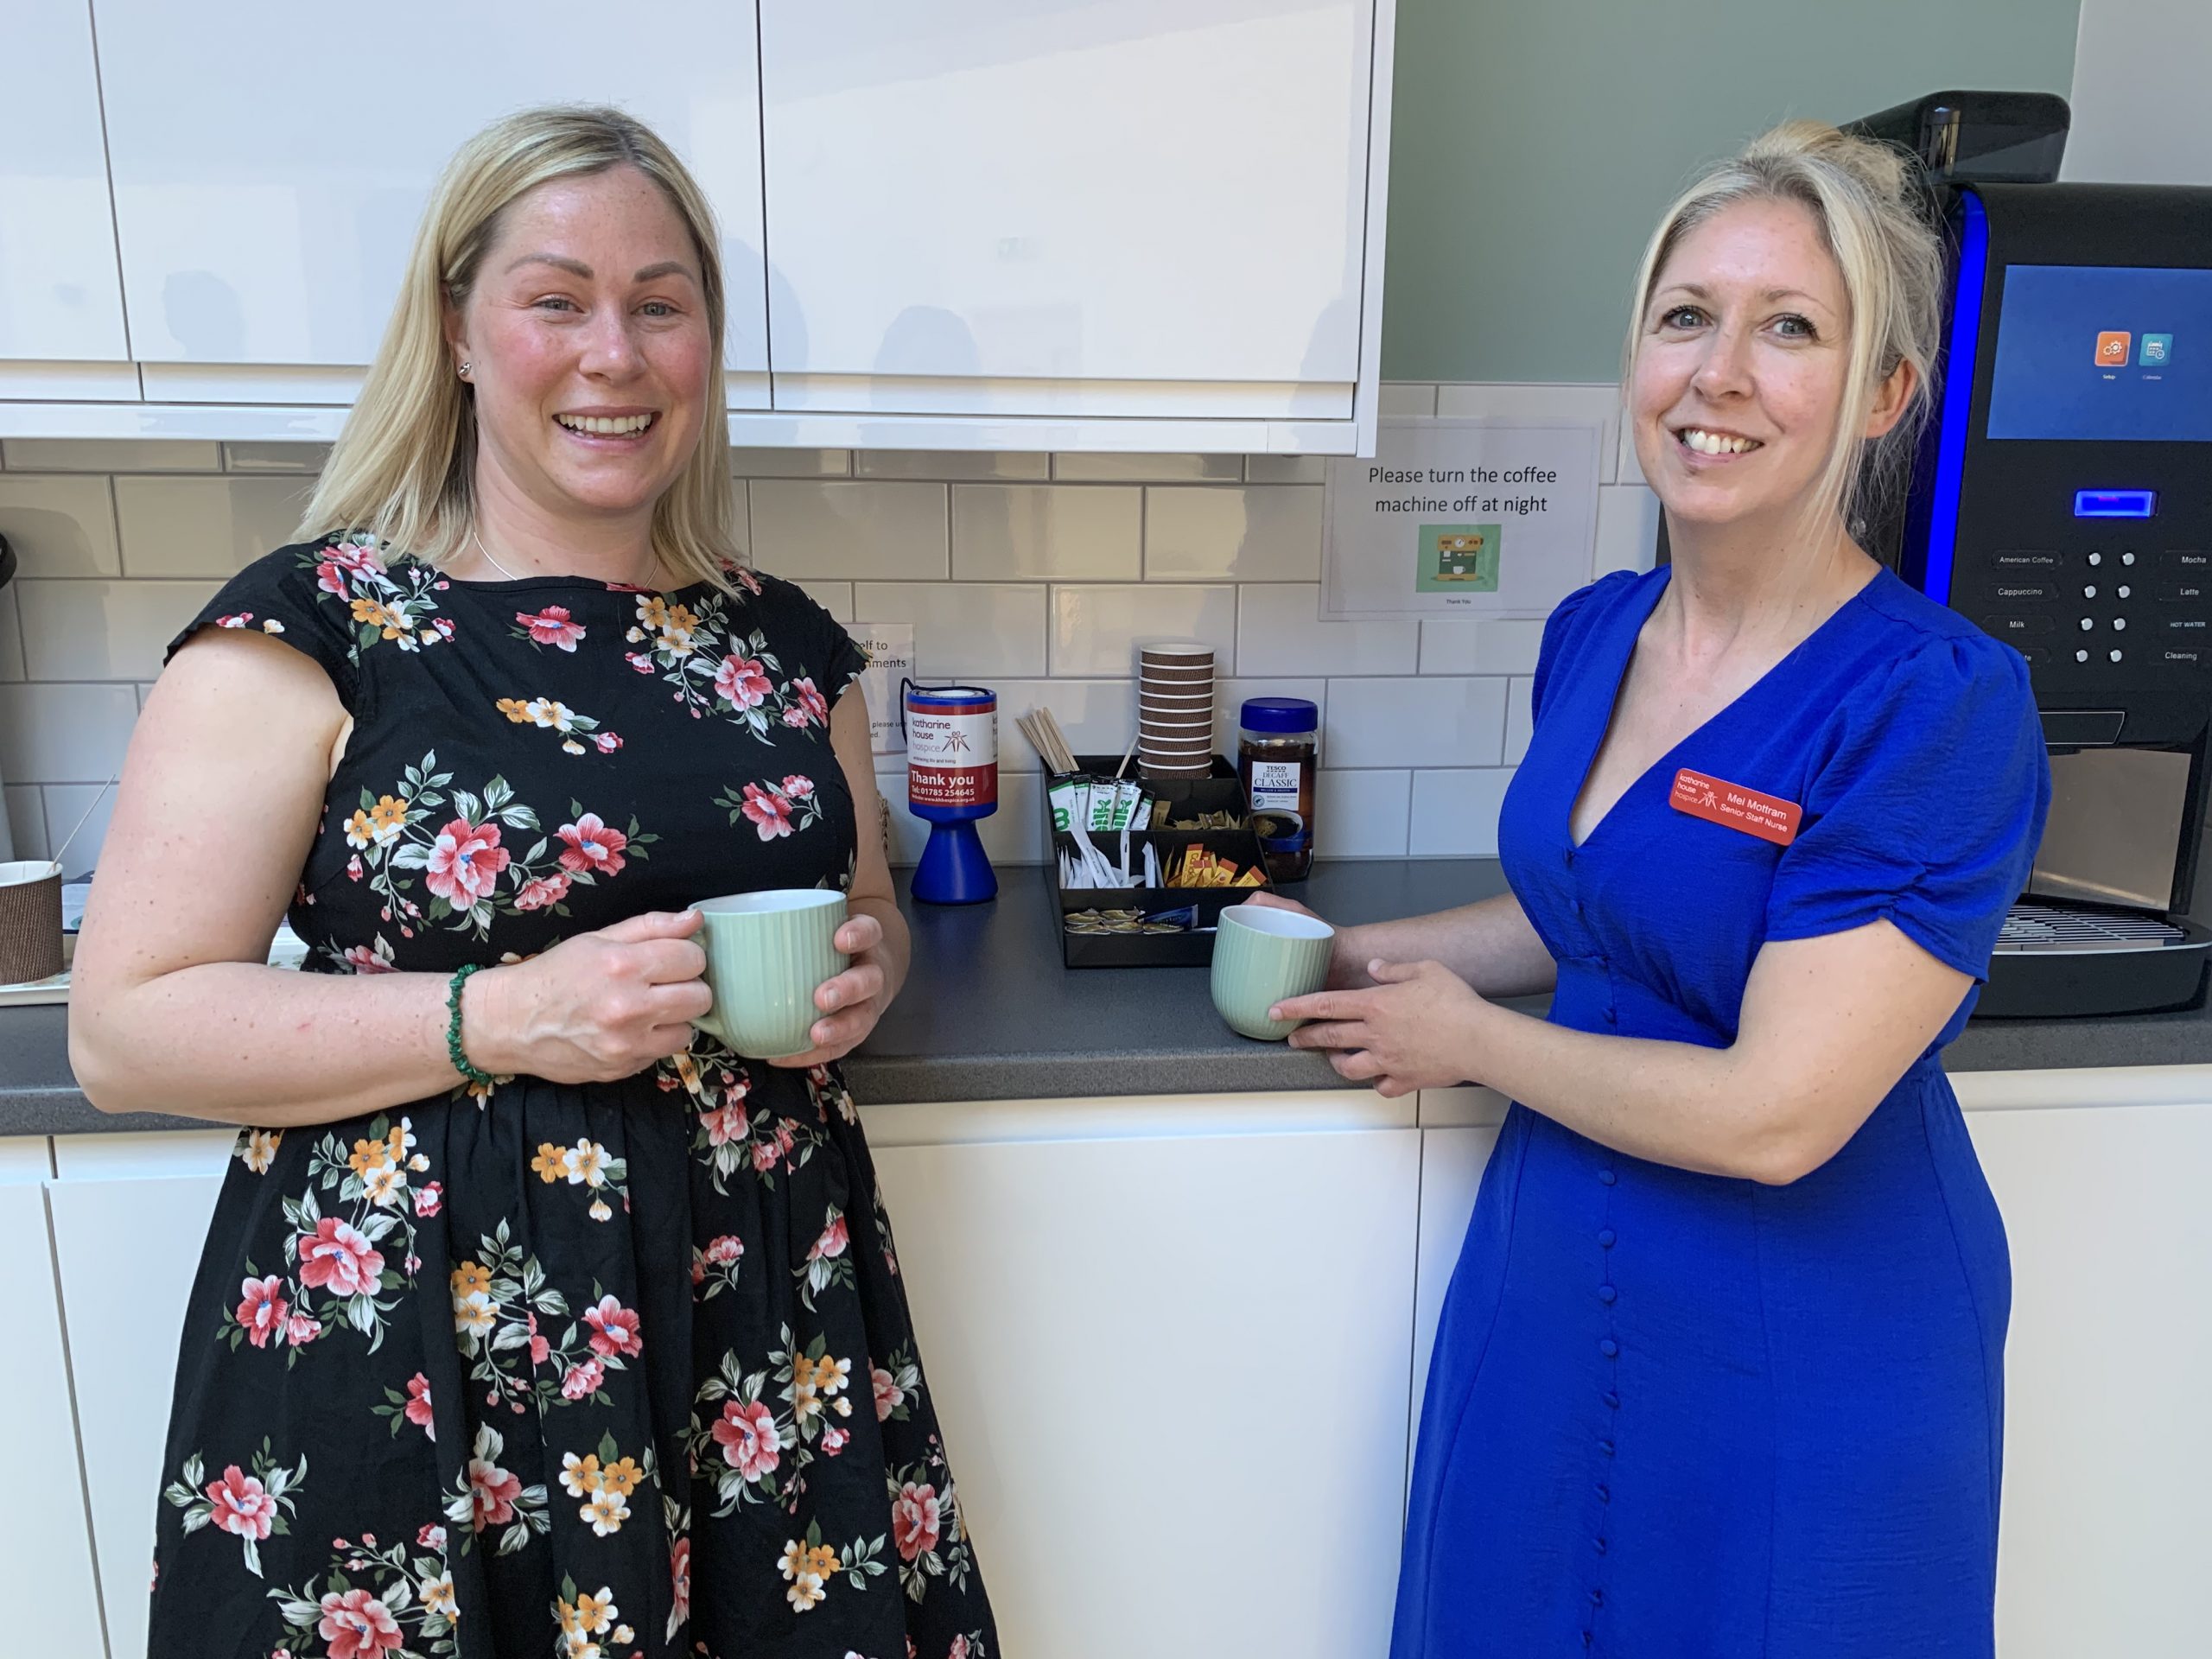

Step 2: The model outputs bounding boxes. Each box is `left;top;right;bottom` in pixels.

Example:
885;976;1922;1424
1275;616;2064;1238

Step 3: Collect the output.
0;6;130;364
90;0;772;406
759;0;1384;427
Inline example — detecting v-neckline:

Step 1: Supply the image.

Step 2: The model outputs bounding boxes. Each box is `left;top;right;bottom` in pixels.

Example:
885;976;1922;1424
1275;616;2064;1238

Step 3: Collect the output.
1565;565;1885;850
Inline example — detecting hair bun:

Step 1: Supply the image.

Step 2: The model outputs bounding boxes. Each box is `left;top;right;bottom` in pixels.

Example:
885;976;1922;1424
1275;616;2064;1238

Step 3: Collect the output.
1743;118;1912;206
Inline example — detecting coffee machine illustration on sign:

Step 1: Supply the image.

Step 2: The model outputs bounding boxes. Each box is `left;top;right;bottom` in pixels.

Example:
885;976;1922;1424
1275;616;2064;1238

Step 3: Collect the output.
1871;92;2212;1014
902;683;999;906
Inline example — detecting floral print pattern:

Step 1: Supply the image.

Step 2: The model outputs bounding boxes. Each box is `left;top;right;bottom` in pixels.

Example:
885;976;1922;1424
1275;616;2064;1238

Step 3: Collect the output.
149;540;990;1658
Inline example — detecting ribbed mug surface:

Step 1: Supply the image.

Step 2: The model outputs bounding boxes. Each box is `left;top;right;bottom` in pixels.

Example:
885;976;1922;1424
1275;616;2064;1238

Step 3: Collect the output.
690;890;849;1059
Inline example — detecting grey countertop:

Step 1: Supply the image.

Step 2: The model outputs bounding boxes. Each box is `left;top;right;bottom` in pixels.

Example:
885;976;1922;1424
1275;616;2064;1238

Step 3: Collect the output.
7;859;2209;1136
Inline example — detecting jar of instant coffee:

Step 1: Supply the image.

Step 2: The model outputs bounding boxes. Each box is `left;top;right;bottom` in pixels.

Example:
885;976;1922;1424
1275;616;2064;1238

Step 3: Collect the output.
1237;696;1318;882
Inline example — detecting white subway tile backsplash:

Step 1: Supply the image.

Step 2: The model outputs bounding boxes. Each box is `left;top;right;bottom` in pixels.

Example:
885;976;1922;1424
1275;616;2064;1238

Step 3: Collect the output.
1051;453;1240;482
1418;617;1546;677
3;786;47;861
1145;486;1321;582
9;409;1625;869
1235;583;1418;678
42;784;115;879
0;588;22;682
0;475;121;576
1050;583;1236;677
3;439;220;474
1378;384;1439;418
1408;768;1517;857
17;581;221;682
1216;677;1327;756
114;476;315;577
856;451;1050;481
0;683;139;785
1504;677;1534;765
1325;677;1507;769
1594;484;1662;575
1318;768;1412;857
854;582;1047;678
1434;384;1624;485
731;448;850;478
752;480;948;581
789;581;855;621
1243;455;1327;484
221;442;330;474
953;485;1141;582
992;679;1138;760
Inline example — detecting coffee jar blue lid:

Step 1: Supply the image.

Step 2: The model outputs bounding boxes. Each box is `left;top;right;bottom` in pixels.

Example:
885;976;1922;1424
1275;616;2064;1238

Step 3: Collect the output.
1240;696;1319;734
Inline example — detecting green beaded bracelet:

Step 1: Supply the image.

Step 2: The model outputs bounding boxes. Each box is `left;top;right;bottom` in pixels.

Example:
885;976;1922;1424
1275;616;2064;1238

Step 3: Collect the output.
446;963;495;1088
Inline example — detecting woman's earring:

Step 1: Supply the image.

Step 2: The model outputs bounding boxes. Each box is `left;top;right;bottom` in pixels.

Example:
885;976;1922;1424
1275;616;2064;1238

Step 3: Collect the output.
459;360;473;378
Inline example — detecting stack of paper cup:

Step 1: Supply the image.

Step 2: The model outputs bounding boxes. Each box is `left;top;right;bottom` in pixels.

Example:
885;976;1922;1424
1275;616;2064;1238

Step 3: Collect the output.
1137;640;1216;778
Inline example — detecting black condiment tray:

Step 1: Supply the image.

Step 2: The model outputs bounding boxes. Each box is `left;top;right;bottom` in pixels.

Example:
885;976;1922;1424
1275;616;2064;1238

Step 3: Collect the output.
1041;755;1274;967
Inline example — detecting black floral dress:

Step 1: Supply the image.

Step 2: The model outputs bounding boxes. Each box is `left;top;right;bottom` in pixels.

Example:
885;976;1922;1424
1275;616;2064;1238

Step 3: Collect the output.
146;537;995;1659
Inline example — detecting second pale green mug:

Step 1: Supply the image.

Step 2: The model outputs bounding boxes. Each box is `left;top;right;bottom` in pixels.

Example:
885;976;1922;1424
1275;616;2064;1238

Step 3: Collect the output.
1211;903;1335;1041
690;889;849;1059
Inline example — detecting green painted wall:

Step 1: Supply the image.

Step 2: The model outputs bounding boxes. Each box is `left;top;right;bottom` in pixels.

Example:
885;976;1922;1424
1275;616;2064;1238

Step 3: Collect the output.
1379;0;2082;384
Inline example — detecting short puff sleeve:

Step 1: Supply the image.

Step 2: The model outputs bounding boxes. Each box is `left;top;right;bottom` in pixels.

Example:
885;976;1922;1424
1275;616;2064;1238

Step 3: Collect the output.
756;571;870;709
1764;633;2050;979
1532;570;1642;723
164;537;373;713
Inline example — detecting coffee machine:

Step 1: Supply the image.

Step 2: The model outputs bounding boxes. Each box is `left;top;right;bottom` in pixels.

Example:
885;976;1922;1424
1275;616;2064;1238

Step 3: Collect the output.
1876;95;2212;1015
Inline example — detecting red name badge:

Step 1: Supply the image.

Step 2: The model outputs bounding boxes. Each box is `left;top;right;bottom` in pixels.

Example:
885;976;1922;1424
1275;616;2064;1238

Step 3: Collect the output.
1669;768;1802;846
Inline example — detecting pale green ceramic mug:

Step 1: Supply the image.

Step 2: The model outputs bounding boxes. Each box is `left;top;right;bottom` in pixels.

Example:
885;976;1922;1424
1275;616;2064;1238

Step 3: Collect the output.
690;890;849;1059
1211;903;1335;1041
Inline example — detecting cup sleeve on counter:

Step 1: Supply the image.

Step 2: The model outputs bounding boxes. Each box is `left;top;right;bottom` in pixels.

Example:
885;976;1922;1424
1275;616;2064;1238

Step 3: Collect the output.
163;538;365;711
1763;634;2051;981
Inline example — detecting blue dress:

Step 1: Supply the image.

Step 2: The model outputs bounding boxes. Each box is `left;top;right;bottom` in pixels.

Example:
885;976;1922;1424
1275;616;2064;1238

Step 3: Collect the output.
1391;565;2050;1658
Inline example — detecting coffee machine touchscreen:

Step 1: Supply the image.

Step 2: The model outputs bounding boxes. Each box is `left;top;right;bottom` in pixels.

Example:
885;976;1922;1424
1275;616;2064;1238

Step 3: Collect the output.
1986;264;2212;442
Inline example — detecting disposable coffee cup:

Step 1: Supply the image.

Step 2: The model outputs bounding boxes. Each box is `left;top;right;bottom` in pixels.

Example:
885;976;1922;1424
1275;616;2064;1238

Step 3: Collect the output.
689;890;849;1059
0;861;64;985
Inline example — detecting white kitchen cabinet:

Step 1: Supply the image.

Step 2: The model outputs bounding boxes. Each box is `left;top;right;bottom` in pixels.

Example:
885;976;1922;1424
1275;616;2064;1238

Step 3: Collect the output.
760;0;1389;427
0;5;130;365
866;1091;1419;1659
0;1138;106;1659
1967;1097;2212;1658
91;1;771;405
46;1129;233;1659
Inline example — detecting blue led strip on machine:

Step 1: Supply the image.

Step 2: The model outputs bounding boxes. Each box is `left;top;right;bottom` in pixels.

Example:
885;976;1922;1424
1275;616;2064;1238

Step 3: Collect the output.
1923;193;1989;607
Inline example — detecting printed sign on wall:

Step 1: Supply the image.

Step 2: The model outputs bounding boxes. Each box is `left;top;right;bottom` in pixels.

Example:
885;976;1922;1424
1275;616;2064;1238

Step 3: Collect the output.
1322;418;1603;620
849;622;914;754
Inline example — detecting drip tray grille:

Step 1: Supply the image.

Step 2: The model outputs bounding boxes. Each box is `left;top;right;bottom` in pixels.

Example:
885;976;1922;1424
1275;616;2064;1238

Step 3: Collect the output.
1997;902;2196;954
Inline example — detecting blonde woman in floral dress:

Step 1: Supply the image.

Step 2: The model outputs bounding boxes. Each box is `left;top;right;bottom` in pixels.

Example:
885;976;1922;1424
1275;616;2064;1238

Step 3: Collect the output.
68;107;995;1659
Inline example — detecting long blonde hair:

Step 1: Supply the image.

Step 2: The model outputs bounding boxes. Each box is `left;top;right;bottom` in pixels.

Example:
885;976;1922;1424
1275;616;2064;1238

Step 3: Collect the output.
1624;120;1945;544
299;105;740;580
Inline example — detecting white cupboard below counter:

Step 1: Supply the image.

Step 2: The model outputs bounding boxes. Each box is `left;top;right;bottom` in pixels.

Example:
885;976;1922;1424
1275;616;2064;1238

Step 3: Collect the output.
25;1069;2195;1659
0;1137;107;1659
